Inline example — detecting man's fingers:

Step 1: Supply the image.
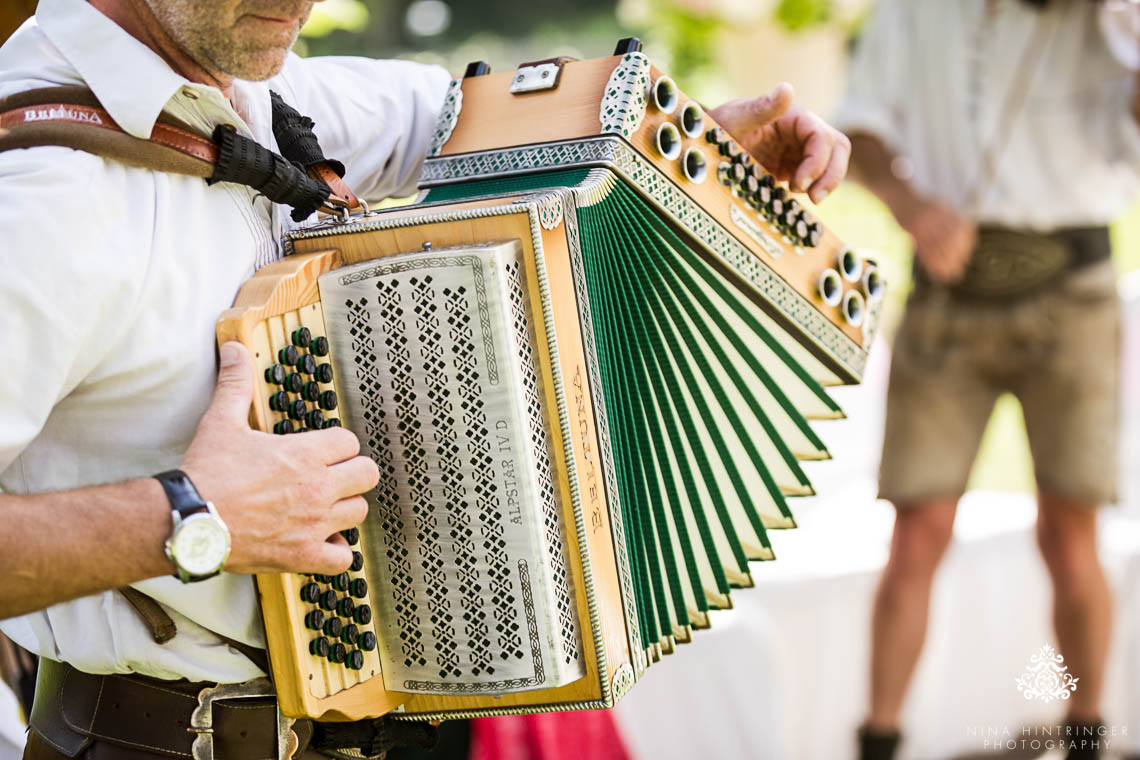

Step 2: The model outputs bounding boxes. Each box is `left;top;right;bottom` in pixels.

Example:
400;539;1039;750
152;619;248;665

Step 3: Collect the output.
807;133;851;203
309;426;363;465
328;456;381;500
791;118;836;194
205;342;255;428
308;536;354;576
325;495;370;535
711;82;795;136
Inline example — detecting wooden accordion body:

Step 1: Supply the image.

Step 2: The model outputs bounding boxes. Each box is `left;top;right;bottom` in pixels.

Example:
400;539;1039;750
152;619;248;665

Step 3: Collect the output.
217;49;883;722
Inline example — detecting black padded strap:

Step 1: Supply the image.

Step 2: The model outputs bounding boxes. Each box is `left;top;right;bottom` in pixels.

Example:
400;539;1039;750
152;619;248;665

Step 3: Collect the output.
209;124;331;222
311;717;437;759
270;90;346;178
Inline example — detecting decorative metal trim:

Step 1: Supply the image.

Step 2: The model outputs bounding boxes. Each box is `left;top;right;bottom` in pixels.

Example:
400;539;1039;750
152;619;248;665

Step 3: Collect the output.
428;79;463;157
599;52;650;139
414;137;870;378
537;194;563;230
610;663;636;702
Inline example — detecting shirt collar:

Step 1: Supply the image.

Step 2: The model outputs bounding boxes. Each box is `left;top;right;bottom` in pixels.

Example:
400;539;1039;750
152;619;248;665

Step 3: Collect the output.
36;0;208;139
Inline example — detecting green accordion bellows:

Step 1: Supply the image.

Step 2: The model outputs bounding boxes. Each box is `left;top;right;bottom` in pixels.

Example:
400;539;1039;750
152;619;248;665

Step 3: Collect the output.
426;168;844;647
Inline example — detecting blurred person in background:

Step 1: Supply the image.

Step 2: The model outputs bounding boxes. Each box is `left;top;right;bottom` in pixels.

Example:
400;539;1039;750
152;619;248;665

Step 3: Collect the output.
835;1;1140;759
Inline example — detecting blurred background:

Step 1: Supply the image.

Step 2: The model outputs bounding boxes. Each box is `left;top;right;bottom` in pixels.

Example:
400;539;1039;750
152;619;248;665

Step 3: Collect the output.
2;0;1139;757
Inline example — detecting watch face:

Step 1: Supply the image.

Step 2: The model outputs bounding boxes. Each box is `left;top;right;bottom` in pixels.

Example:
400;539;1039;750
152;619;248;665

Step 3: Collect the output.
170;514;230;577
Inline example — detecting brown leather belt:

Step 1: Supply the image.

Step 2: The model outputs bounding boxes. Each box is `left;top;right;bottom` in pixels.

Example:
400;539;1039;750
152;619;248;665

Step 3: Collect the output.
29;658;313;760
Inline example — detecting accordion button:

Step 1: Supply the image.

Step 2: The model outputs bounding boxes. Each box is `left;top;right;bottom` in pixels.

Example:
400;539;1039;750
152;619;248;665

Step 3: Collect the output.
350;551;364;572
359;631;376;652
272;420;294;435
340;624;359;646
353;605;372;625
311;336;330;357
349;578;368;599
301;382;320;402
768;197;785;218
322;418;342;429
323;617;344;638
319;589;337;611
299;582;320;604
316;364;334;384
278;345;299;366
291;327;312;348
288;400;307;420
795;219;809;241
298;354;317;376
328;642;347;665
337;597;355;618
304;610;324;631
268;392;289;412
306;409;325;429
341;527;360;546
705;126;725;145
808;223;823;247
309;636;330;658
319;391;338;411
284;373;303;394
346;649;364;670
264;364;286;385
332;572;350;592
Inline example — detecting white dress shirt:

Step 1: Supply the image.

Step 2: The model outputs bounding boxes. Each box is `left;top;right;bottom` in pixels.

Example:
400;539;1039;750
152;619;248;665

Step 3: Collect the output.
834;0;1140;230
0;0;450;682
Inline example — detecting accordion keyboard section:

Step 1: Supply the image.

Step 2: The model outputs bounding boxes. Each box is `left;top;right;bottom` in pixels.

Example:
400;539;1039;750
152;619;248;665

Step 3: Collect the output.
318;240;584;696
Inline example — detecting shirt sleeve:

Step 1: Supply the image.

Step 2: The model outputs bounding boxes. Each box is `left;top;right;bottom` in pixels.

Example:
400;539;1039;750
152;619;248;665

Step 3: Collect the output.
0;147;146;477
1098;2;1140;167
832;0;909;152
270;55;452;202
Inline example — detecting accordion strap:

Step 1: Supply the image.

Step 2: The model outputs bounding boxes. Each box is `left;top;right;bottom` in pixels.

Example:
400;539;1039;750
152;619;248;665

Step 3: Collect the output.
0;85;362;221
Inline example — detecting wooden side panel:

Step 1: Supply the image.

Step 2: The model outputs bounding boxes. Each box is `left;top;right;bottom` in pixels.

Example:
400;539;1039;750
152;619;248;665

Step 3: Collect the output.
292;209;630;715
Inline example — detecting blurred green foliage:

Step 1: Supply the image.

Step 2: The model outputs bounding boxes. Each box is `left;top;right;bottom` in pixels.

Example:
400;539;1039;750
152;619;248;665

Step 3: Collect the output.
774;0;832;32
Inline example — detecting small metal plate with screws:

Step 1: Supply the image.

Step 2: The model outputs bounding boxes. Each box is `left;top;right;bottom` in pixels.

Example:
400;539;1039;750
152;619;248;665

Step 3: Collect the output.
510;60;567;94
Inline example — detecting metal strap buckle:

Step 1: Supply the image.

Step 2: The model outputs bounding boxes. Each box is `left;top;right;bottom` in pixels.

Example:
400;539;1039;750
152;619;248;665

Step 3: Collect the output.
189;678;297;760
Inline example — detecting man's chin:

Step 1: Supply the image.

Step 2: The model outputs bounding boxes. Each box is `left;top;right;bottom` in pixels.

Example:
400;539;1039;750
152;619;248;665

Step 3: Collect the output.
225;48;292;81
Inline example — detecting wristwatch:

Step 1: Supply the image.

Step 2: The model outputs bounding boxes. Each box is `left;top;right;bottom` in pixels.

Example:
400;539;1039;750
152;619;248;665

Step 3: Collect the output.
155;469;231;583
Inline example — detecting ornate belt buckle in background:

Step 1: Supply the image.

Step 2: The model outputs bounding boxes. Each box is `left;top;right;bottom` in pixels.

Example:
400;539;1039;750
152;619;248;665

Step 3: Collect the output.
189;678;297;760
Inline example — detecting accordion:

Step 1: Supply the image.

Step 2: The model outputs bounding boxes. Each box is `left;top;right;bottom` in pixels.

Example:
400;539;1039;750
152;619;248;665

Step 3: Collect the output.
216;42;883;722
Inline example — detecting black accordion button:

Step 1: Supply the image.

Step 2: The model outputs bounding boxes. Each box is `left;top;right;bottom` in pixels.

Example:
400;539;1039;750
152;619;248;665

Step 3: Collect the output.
323;617;344;638
346;649;364;671
332;572;349;592
337;597;355;618
349;578;368;599
353;604;372;626
299;582;320;604
273;420;294;435
288;399;307;420
319;391;338;411
309;636;330;658
350;551;364;572
341;527;360;546
340;624;359;646
298;354;317;376
264;364;286;385
807;224;823;248
705;126;725;145
316;363;334;383
311;336;330;356
359;631;376;652
301;382;321;402
291;327;312;348
319;589;337;611
306;409;325;429
313;574;330;584
328;642;347;665
304;610;324;631
284;373;304;394
322;418;342;429
268;391;289;412
795;219;809;241
278;345;299;366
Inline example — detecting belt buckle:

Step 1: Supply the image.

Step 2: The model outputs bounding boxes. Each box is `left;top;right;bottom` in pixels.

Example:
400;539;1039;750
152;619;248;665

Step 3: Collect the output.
189;677;297;760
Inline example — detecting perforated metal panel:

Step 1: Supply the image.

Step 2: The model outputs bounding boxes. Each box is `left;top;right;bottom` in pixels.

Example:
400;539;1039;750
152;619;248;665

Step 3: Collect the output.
318;240;584;695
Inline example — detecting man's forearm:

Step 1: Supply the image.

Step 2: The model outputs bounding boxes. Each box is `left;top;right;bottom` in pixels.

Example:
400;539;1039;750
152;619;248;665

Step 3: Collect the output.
847;132;922;227
0;479;172;620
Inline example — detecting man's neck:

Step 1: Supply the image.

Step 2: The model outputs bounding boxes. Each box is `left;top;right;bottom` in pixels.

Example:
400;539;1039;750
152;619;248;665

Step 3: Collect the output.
88;0;235;98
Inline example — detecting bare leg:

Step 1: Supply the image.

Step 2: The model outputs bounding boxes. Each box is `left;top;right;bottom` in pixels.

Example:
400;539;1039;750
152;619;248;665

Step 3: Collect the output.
866;498;959;732
1036;492;1111;724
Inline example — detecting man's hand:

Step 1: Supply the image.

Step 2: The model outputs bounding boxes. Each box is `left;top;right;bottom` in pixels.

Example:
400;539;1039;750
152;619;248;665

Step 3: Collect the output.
709;82;851;204
900;201;977;284
180;342;379;577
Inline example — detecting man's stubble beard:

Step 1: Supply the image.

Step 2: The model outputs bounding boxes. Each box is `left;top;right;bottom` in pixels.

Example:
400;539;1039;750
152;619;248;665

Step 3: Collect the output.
143;0;312;81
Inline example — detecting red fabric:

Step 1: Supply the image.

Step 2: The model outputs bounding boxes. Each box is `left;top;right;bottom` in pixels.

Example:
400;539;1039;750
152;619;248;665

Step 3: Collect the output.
469;710;631;760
